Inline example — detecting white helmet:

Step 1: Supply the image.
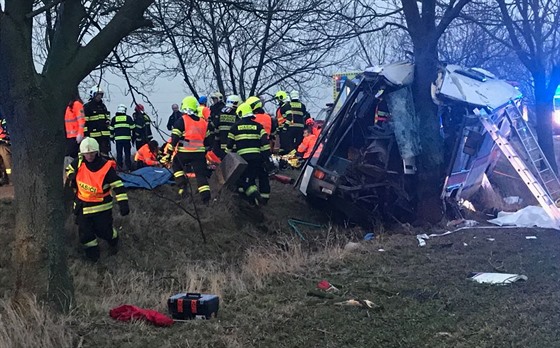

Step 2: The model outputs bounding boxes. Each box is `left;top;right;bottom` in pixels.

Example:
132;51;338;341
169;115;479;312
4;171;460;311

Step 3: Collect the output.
225;95;241;107
89;86;104;99
210;91;224;101
79;137;99;154
290;90;299;100
117;104;127;114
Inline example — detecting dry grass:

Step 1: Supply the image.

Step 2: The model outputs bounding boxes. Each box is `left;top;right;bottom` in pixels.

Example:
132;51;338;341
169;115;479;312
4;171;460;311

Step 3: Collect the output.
0;296;74;348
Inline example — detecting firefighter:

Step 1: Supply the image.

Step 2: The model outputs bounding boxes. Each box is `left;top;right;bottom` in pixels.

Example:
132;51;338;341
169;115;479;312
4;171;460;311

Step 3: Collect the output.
246;96;275;138
66;137;129;262
296;127;318;160
135;140;160;169
64;92;85;158
83;86;111;156
164;96;212;204
209;91;225;127
133;104;153;150
281;90;310;154
109;104;135;171
227;103;272;205
0;116;12;186
213;95;241;159
198;95;211;121
274;90;290;154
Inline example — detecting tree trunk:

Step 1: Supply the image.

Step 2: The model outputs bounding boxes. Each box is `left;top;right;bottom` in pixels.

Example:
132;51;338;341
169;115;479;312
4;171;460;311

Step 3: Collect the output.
9;88;74;311
412;43;445;223
533;74;558;173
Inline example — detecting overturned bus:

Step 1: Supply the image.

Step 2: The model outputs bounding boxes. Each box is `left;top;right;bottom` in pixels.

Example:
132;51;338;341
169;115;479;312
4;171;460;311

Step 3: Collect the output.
297;62;523;225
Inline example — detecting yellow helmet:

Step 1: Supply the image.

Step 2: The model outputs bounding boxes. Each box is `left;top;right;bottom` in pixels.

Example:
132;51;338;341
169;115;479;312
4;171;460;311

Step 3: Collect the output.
236;103;254;118
275;91;288;101
79;137;99;154
181;96;199;115
246;96;263;111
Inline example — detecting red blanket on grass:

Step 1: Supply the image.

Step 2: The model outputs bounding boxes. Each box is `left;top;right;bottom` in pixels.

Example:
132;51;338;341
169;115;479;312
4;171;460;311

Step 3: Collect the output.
110;305;174;327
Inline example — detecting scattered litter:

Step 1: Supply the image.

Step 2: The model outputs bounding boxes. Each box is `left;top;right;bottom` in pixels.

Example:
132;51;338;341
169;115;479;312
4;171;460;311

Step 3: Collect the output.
344;241;362;251
416;234;429;247
110;305;174;327
334;299;375;309
525;236;537;240
487;238;495;241
287;218;322;241
488;206;559;230
378;248;386;252
460;199;476;211
463;242;468;246
364;232;375;241
468;272;528;285
503;196;522;205
317;280;339;292
447;219;478;227
447;219;464;227
435;332;453;338
461;220;479;227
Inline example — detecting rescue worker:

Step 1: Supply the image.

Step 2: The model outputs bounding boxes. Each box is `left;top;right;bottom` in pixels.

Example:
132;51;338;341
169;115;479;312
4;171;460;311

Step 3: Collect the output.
0;116;12;186
274;90;290;154
374;97;390;125
164;96;212;204
198;95;211;121
227;103;272;205
64;92;85;158
133;104;153;150
296;127;318;160
167;104;182;131
281;90;310;153
214;95;241;159
209;91;225;127
246;96;276;139
135;140;160;169
83;86;111;156
66;137;129;262
109;104;135;171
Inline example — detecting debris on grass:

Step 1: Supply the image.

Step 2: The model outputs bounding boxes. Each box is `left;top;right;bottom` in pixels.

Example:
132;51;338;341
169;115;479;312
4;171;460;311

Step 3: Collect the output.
468;272;528;285
334;299;375;309
488;206;559;230
525;236;537;240
317;280;339;292
503;196;522;205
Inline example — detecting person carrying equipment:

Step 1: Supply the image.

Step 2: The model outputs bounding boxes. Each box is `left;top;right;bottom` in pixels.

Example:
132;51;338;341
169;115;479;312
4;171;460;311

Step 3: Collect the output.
66;137;130;262
227;103;272;205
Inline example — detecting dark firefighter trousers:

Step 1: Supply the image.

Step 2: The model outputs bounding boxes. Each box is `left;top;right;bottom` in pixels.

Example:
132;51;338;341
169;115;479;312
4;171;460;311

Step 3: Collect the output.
286;126;304;154
240;159;271;203
77;208;118;261
278;127;292;155
172;152;211;202
115;140;132;170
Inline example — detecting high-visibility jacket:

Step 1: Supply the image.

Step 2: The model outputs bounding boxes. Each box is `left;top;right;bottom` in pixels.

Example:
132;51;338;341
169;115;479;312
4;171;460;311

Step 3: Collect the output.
215;107;239;150
65;100;85;139
254;112;273;136
276;103;287;128
83;100;111;139
134;143;159;166
311;125;322;137
0;118;9;143
198;105;210;121
226;117;270;161
110;113;135;141
169;114;210;154
67;156;128;215
282;101;308;128
297;134;318;159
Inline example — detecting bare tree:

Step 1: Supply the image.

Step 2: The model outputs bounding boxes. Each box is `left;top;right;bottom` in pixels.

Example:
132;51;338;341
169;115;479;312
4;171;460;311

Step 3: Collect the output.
0;0;155;311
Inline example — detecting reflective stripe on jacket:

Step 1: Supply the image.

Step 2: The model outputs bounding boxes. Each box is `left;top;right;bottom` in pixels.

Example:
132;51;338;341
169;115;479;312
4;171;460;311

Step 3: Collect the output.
65;100;85;139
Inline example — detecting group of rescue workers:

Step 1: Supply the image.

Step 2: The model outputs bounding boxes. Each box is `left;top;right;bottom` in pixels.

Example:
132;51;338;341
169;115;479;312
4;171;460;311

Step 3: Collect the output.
3;86;318;262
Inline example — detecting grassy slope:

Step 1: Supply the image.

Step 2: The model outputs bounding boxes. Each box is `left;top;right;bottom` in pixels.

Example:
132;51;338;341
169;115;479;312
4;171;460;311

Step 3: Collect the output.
1;178;560;347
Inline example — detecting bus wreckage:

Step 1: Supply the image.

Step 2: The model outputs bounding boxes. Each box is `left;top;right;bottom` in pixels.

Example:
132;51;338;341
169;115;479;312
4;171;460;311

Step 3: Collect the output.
296;62;530;225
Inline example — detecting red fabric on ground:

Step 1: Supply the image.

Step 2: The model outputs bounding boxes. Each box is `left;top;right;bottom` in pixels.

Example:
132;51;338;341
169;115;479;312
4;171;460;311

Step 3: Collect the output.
110;305;174;327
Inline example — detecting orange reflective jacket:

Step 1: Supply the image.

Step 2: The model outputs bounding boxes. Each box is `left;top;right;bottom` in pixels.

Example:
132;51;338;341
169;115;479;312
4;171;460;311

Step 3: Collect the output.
76;160;112;202
65;100;85;139
134;143;158;166
297;134;318;159
254;112;272;136
181;114;206;152
198;106;210;121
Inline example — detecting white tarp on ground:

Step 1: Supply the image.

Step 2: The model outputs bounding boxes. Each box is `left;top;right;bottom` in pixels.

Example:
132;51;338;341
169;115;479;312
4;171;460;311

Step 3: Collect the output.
436;65;522;109
488;205;560;230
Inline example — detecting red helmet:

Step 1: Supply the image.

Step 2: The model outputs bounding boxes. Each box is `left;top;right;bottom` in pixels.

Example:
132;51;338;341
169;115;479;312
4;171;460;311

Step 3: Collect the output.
305;118;315;126
135;104;145;112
